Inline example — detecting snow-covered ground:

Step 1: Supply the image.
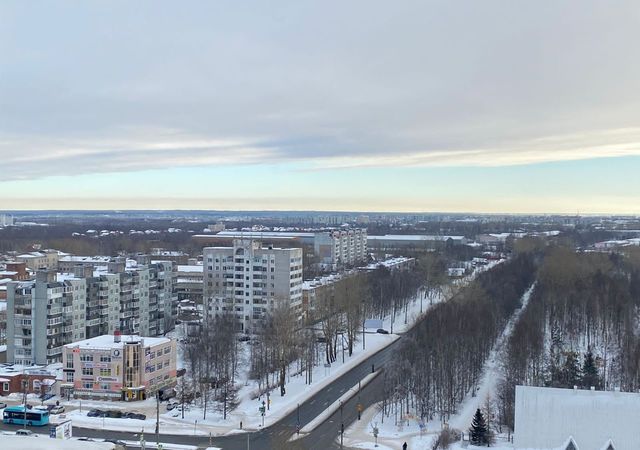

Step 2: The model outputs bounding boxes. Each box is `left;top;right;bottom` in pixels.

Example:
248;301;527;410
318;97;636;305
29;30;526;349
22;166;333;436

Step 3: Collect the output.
343;278;532;450
51;289;442;436
1;261;503;438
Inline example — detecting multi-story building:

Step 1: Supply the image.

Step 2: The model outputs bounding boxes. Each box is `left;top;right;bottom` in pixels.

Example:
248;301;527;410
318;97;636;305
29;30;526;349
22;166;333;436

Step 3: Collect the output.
314;228;367;269
16;249;65;271
6;271;87;365
203;239;303;333
195;228;367;271
58;256;111;273
5;260;177;365
175;264;204;304
62;333;176;401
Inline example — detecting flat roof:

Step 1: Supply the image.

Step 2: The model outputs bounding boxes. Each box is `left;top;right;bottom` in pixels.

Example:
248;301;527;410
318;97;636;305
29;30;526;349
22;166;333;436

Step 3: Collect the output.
64;334;171;350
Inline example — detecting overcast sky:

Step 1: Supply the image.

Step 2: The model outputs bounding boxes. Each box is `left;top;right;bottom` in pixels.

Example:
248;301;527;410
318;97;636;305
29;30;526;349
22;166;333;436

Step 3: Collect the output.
1;1;639;213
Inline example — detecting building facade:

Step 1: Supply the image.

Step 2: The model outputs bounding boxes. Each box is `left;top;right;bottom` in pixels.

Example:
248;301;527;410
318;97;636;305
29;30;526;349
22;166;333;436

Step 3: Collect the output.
514;385;639;450
62;334;176;401
195;228;367;271
6;260;177;365
16;250;63;271
203;240;303;332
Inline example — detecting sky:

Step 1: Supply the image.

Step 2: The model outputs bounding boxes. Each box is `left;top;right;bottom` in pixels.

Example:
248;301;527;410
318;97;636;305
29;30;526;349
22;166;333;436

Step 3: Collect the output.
1;1;639;214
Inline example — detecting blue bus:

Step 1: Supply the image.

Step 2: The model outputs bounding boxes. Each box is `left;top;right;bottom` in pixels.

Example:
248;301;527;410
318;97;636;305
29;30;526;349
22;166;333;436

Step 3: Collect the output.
2;405;49;426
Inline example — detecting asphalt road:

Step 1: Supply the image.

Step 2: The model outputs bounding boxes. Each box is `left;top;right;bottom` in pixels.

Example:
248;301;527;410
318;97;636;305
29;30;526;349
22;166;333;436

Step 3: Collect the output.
0;336;401;449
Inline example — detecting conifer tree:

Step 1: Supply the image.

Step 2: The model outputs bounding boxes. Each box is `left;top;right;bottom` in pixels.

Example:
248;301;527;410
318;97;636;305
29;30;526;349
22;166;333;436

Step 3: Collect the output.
561;351;581;388
469;408;489;446
581;350;600;389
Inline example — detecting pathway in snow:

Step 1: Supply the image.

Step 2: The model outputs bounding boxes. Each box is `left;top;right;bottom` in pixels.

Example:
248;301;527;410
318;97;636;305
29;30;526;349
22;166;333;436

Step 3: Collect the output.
344;281;536;449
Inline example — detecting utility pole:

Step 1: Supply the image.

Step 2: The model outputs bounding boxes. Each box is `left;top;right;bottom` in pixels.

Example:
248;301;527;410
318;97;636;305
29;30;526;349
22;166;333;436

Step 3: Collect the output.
340;400;344;448
155;391;160;446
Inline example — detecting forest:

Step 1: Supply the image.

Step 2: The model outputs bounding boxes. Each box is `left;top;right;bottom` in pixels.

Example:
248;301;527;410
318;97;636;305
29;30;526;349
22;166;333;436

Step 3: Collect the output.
382;252;537;427
497;246;640;430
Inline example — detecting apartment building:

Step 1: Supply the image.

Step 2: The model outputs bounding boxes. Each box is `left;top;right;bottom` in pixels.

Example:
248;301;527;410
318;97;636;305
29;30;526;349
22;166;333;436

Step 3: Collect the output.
195;228;367;270
175;264;204;304
16;249;65;270
6;260;177;365
6;271;87;365
62;333;176;401
314;228;367;269
203;239;303;333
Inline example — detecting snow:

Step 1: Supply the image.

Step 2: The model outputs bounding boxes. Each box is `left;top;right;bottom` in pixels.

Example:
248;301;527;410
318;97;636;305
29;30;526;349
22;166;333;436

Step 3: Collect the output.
64;334;171;350
515;385;640;450
0;435;114;450
343;279;534;450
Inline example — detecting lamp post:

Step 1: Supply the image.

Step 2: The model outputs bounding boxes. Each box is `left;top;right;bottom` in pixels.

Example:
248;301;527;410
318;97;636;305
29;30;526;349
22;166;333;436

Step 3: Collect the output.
339;400;344;448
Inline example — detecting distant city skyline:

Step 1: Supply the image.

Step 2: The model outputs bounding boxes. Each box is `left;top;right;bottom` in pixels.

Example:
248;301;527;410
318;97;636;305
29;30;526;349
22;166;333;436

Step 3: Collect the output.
1;1;639;214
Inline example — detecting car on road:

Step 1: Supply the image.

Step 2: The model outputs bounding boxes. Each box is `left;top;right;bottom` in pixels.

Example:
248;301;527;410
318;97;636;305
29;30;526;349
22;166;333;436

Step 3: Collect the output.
15;429;35;436
77;437;95;441
50;406;65;414
0;402;7;409
376;328;389;334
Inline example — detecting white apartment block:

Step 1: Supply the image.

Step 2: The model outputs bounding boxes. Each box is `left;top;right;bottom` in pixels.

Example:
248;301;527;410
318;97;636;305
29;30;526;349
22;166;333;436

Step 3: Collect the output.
204;240;303;333
314;228;367;269
6;259;177;365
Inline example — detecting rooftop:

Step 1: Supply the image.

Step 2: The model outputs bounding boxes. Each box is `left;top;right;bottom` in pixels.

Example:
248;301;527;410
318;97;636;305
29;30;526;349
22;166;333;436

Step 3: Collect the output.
64;334;171;351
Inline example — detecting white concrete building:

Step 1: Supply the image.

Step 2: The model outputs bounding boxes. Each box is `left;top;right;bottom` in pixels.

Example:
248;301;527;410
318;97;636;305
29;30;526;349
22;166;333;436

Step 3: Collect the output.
195;228;367;270
515;385;638;450
203;239;303;333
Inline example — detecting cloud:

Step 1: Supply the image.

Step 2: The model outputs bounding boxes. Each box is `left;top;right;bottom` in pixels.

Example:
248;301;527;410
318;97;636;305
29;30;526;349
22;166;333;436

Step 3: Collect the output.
1;1;639;182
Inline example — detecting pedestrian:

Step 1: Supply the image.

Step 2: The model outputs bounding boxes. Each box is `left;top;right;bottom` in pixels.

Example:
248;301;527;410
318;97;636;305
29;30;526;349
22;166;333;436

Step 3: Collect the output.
240;421;243;430
403;442;407;450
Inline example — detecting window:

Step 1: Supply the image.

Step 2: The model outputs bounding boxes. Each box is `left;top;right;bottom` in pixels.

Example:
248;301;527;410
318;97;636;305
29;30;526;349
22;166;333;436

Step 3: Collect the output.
66;373;74;383
100;383;110;391
66;359;73;369
2;382;8;392
80;354;93;362
82;367;93;376
164;360;169;367
164;347;170;354
100;355;111;363
83;382;92;389
99;368;111;376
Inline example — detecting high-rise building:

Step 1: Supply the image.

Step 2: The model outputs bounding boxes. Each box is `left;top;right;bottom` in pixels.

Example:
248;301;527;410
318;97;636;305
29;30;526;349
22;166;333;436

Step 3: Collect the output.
6;260;177;365
203;239;303;333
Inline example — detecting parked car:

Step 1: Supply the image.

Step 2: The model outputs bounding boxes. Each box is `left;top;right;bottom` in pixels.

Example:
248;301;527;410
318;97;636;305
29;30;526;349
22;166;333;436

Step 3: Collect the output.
376;328;390;334
0;402;7;409
159;388;176;401
50;406;65;414
87;409;103;417
237;335;251;342
166;401;179;411
15;429;35;436
77;437;95;441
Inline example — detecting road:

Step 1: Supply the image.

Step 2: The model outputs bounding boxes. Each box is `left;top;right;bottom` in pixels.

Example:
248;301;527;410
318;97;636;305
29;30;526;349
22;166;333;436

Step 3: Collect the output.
0;336;402;449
